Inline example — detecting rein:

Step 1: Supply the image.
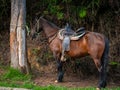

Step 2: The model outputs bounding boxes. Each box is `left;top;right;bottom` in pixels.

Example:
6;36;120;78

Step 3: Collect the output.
47;31;58;44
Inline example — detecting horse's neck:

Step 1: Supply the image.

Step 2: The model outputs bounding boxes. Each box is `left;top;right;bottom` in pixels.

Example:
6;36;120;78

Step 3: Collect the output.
42;21;59;37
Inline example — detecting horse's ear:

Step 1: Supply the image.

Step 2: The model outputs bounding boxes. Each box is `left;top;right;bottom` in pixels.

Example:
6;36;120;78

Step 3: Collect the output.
40;15;44;18
35;18;37;22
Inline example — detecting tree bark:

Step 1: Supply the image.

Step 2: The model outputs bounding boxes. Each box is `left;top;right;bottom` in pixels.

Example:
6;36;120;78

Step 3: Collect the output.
10;0;30;74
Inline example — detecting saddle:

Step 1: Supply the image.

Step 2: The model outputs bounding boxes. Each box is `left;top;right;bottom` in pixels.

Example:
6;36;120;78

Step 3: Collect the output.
58;27;86;40
58;23;86;61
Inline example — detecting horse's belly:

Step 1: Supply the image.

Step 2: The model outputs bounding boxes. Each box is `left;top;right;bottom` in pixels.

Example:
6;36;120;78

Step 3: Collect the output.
67;50;88;58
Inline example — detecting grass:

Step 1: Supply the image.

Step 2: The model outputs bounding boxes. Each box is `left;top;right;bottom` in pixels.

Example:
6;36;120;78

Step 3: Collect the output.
0;67;33;88
0;66;119;90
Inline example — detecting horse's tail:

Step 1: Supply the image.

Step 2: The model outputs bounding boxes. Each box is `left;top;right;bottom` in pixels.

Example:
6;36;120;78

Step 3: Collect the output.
102;37;109;67
99;37;109;88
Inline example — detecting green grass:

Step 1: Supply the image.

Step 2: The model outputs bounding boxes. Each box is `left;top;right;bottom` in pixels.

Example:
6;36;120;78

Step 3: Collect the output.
2;68;31;81
0;67;33;88
0;66;119;90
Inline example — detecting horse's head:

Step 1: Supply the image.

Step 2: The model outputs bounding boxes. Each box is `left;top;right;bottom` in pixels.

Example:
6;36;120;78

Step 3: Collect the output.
30;17;43;40
31;17;60;40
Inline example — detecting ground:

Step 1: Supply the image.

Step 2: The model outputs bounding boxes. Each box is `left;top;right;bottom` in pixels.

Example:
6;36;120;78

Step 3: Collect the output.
33;71;119;88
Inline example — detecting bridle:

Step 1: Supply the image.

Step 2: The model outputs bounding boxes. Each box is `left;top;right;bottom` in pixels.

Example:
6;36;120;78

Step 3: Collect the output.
47;31;58;44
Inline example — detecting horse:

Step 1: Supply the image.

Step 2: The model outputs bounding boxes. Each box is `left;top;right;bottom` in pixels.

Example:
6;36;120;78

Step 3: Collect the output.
31;17;109;90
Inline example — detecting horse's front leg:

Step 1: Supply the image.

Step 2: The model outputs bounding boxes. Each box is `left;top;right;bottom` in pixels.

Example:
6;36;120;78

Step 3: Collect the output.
56;60;64;82
53;52;64;82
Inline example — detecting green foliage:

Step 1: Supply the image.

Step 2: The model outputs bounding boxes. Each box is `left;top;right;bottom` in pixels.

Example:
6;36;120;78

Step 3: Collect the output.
62;0;72;3
88;0;100;16
79;7;87;18
0;0;10;17
57;12;64;20
46;2;64;20
37;0;102;23
32;48;40;55
0;0;10;30
109;61;120;66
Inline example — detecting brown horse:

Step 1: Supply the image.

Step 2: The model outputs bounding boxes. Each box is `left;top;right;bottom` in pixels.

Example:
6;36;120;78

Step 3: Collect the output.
31;17;109;90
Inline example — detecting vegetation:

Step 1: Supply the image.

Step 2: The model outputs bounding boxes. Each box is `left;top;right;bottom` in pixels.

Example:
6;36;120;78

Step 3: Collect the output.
0;66;119;90
0;67;32;88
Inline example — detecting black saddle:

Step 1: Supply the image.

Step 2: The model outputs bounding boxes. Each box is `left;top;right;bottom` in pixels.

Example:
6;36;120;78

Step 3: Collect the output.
64;23;75;36
63;23;86;37
76;27;85;35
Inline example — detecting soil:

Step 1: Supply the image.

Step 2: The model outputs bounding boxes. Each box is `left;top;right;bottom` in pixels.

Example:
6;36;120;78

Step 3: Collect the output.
33;71;120;88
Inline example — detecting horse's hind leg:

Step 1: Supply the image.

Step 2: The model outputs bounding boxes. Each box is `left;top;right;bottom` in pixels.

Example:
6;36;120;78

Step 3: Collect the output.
98;58;108;88
98;38;109;89
93;58;106;90
93;56;108;89
93;58;102;72
97;54;109;89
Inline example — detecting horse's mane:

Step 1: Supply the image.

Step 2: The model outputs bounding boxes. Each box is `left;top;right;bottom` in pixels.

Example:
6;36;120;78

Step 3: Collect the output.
39;17;60;30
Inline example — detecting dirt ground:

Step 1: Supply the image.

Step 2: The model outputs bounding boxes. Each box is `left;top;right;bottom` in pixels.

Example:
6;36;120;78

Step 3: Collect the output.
33;71;120;88
31;61;120;88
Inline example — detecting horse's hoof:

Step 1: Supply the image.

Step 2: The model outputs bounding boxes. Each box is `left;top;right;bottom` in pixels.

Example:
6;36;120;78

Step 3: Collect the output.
55;80;58;83
60;56;66;62
96;88;101;90
61;56;64;61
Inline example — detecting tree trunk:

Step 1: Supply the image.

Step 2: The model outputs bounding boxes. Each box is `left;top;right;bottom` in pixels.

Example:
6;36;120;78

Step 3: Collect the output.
10;0;30;74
